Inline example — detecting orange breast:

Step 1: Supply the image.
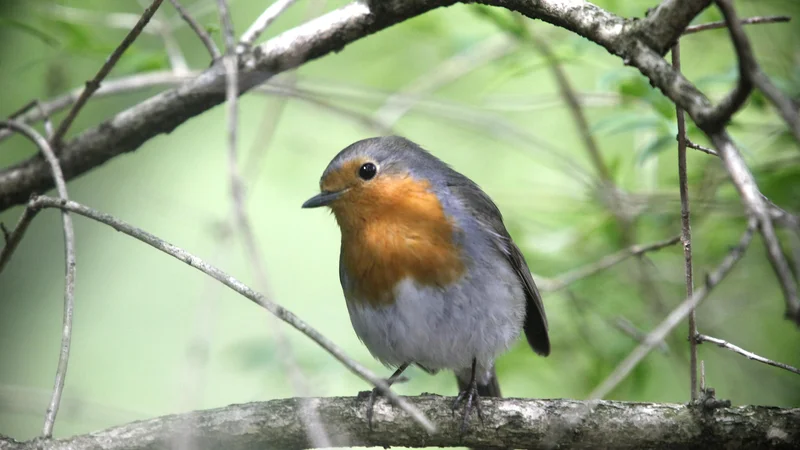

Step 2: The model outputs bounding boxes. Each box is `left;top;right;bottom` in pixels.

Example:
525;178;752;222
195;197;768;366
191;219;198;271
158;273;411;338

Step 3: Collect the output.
332;175;465;306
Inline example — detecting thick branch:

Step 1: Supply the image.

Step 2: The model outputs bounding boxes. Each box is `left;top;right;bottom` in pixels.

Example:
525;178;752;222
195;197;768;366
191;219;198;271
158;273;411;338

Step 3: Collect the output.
0;0;707;212
1;396;798;450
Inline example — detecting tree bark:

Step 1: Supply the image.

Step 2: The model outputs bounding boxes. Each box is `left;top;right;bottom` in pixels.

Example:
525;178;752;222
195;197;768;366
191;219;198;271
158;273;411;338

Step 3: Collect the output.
1;396;798;449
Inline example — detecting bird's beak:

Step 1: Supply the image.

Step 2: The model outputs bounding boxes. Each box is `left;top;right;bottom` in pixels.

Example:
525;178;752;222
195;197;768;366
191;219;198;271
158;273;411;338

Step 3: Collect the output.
301;190;344;208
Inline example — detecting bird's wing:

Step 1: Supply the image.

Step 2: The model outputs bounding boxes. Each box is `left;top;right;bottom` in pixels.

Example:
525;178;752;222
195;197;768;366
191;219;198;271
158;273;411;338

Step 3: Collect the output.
445;172;550;356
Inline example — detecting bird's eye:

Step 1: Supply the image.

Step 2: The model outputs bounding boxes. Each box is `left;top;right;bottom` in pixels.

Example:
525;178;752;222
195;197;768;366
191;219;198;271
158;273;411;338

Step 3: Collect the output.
358;162;377;180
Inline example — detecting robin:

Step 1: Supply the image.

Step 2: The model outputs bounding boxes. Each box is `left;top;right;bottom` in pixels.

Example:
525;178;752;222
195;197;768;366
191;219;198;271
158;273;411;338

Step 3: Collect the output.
302;136;550;428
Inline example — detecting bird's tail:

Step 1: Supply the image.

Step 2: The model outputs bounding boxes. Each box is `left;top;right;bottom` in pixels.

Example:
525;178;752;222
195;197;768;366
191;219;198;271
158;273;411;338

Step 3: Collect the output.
456;366;502;397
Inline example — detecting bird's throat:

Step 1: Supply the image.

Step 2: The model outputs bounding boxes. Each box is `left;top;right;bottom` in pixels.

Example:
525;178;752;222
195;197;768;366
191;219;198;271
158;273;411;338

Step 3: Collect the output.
333;177;465;306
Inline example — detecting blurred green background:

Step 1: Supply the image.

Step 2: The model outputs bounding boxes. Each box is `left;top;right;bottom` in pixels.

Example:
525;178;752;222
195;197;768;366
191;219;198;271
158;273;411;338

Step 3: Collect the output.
1;0;799;442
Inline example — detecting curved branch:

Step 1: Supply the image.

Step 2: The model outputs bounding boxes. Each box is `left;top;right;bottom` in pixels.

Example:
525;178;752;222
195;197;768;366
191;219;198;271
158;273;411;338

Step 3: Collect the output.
0;0;708;212
1;396;798;450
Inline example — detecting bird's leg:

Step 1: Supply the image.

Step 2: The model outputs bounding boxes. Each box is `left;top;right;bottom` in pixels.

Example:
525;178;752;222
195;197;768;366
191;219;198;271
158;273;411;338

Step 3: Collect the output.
451;357;484;434
366;362;410;429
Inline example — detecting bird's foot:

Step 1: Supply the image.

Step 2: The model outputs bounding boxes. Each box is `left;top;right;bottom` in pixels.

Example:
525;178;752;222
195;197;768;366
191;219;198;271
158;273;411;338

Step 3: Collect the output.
364;375;409;430
451;381;485;435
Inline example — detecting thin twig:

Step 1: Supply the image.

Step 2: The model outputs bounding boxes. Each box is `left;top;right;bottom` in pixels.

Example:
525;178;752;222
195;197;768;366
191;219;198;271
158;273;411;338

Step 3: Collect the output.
34;101;54;139
685;138;718;156
696;334;800;376
136;0;189;74
169;0;221;59
0;206;38;274
683;15;790;35
17;195;436;432
238;0;300;51
0;121;76;437
612;317;669;354
589;219;757;399
217;0;245;231
50;0;165;146
540;235;680;292
672;41;698;401
700;7;753;131
700;360;705;391
216;0;263;296
0;72;388;146
0;223;9;243
219;2;329;442
712;132;800;323
715;0;799;142
525;24;614;193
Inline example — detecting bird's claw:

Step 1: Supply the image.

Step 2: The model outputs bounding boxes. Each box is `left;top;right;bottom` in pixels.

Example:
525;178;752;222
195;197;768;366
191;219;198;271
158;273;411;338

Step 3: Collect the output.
451;383;484;435
365;375;409;430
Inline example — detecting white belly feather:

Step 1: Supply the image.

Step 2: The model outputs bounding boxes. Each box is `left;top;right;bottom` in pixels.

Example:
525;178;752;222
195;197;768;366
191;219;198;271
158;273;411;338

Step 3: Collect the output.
345;261;526;378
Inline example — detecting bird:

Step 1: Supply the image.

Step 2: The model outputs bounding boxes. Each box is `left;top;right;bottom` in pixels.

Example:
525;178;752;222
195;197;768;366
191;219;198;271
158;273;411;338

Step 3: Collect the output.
302;136;550;428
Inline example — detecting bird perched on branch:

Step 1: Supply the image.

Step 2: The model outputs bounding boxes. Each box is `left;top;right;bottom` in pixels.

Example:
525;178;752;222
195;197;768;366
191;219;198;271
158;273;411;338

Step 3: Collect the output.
302;136;550;428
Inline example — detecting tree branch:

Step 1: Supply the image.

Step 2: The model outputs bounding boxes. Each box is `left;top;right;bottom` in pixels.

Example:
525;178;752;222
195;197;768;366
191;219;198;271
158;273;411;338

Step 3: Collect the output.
714;0;799;142
696;334;800;376
539;235;680;292
238;0;300;51
683;15;790;35
672;40;698;401
711;131;800;323
0;0;709;212
1;396;797;450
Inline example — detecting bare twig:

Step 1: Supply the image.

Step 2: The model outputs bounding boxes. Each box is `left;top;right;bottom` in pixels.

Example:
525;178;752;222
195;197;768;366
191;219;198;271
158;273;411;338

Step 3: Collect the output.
216;0;261;296
685;138;718;156
589;219;758;400
220;2;329;442
217;0;242;217
0;223;9;243
712;132;800;323
135;0;188;74
700;360;705;391
16;195;435;433
696;334;800;376
238;0;300;52
169;0;221;59
50;0;165;146
524;24;613;192
0;206;38;274
0;121;75;437
540;235;680;292
714;0;799;142
0;71;389;146
683;15;790;35
35;102;55;139
612;317;669;354
672;41;698;401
